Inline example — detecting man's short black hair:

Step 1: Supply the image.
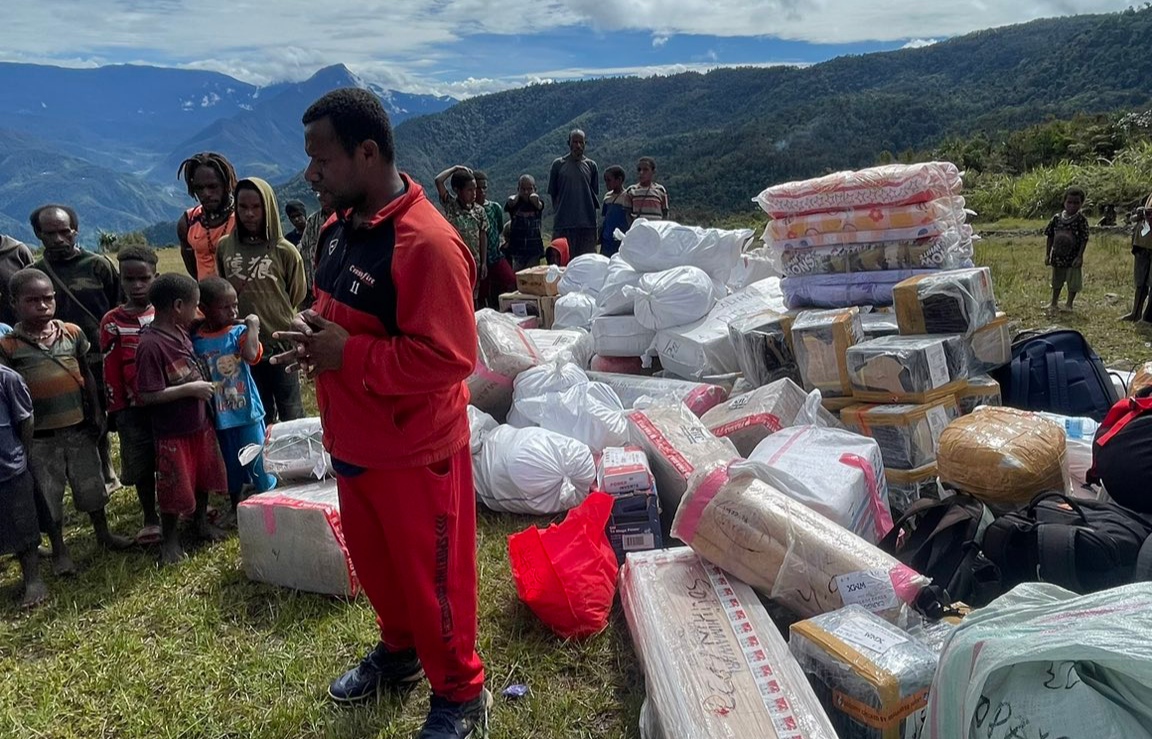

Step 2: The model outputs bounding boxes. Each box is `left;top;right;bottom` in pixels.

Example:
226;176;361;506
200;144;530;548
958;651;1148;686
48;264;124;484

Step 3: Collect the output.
149;272;198;311
285;200;307;217
302;88;395;164
473;170;488;182
604;165;626;181
450;170;475;193
638;156;657;171
8;268;51;301
116;245;159;268
198;276;235;307
29;204;79;233
1066;186;1086;201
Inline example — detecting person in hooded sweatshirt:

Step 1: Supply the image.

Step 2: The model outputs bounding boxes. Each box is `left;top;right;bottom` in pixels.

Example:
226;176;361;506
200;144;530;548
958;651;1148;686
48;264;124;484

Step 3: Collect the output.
215;178;307;424
0;234;34;325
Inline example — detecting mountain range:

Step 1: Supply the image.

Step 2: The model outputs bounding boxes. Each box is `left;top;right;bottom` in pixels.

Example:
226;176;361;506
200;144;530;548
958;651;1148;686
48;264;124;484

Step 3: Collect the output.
0;63;454;245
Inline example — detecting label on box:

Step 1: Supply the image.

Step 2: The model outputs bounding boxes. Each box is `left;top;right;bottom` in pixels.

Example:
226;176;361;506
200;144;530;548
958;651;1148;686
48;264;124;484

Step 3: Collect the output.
834;619;908;656
925;342;950;389
836;569;899;613
620;532;656;551
926;405;949;450
511;302;529;318
598;447;652;494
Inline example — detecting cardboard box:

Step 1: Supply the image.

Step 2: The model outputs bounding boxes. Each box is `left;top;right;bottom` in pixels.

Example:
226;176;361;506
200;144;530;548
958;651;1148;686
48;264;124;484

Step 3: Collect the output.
606;491;662;564
499;291;557;330
516;265;561;296
597;447;653;494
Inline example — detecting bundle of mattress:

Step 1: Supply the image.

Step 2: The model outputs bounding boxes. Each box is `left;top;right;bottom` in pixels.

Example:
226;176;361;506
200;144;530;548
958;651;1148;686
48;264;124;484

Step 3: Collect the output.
893;267;997;335
841;398;959;470
846;335;968;404
727;310;798;388
755;162;964;218
763;195;968;243
783;269;936;310
769;228;974;275
701;378;840;457
792;307;865;399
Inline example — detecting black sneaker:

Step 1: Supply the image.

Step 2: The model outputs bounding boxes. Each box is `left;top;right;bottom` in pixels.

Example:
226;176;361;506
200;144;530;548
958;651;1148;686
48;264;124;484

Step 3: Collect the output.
418;689;492;739
327;644;424;704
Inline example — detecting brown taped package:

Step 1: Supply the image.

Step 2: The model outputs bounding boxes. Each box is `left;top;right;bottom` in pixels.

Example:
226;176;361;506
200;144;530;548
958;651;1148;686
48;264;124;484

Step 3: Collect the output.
936;406;1068;507
515;265;560;296
792;308;864;399
498;291;558;329
841;399;958;471
893;267;997;336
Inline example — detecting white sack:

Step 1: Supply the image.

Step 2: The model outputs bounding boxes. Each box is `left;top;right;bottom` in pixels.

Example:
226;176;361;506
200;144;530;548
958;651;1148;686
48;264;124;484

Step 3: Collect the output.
507;361;589;427
467;405;498;457
592;314;657;358
525;328;594;368
516;381;630;452
556;254;610;296
627;266;720;331
475;425;596;515
466;309;541;422
552;292;597;331
619;220;752;283
727;247;780;290
596;255;644;317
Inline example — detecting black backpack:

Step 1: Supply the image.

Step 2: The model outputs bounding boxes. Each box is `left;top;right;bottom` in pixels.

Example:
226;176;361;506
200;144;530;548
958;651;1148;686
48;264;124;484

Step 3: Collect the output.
879;495;1005;609
1087;396;1152;513
981;492;1152;595
993;329;1119;422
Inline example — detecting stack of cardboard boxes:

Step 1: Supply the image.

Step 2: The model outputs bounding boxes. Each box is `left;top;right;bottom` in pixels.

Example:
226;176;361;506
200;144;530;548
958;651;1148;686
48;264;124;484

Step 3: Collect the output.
498;266;561;329
596;447;662;564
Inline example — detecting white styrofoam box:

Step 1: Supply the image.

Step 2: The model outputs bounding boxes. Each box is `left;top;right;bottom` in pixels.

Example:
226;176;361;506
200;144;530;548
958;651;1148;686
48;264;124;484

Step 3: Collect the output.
597;446;653;494
237;479;358;597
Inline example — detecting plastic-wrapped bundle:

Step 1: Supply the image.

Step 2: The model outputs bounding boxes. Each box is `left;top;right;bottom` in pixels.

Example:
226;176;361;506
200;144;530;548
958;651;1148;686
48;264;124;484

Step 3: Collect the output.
467;406;497;458
771;224;975;253
887;465;939;514
893;267;997;335
841;398;959;470
621;548;839;739
261;417;329;481
555;254;610;296
937;406;1069;506
963;311;1010;374
474;425;596;514
672;466;927;620
701;378;840;457
586;371;728;416
860;311;900;340
551;292;597;331
924;582;1152;739
618;220;752;283
594;254;642;317
783;269;936;310
956;374;1002;415
466;309;541;422
792;307;865;399
846;335;969;404
754;162;963;218
524;328;593;368
591;314;656;358
739;425;894;544
727;310;798;388
515;381;629;452
771;229;974;275
764;196;969;244
790;605;940;739
626;266;720;331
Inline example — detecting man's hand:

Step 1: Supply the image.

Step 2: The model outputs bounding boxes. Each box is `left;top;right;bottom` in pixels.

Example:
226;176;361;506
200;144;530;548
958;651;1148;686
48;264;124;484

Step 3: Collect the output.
273;310;348;378
184;381;216;402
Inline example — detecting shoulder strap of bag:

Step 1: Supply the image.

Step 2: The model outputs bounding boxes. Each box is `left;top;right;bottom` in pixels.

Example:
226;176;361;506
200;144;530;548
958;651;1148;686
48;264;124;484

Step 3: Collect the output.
38;258;102;326
9;329;86;392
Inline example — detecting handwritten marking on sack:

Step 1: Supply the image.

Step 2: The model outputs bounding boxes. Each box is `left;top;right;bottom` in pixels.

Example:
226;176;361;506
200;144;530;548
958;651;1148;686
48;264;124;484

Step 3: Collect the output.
973;696;1071;739
1043;662;1081;691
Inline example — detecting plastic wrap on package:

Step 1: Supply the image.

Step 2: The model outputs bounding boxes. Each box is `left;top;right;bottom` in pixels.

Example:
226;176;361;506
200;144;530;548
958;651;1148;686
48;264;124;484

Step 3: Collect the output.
956;374;1001;415
552;292;597;331
754;162;963;218
524;328;594;368
847;335;968;404
621;548;839;739
654;278;787;381
586;371;729;416
861;311;901;340
627;266;720;331
626;403;739;527
771;225;975;254
467;309;541;422
792;307;865;399
592;314;657;358
237;479;357;596
924;582;1152;739
507;361;590;427
727;247;778;291
555;253;610;296
467;406;498;458
672;466;927;620
964;311;1010;374
474;425;596;514
894;267;997;336
728;310;799;388
1036;412;1099;494
701;378;840;457
764;196;969;244
516;381;629;452
842;399;959;470
770;230;974;276
738;425;894;544
618;219;752;283
790;604;939;739
886;465;940;514
262;417;329;481
595;255;644;317
1131;361;1152;398
784;270;936;310
937;406;1069;506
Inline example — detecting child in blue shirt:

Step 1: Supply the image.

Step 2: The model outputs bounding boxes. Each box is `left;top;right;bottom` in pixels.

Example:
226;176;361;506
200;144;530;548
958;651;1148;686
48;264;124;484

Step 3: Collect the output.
192;277;275;511
601;165;629;257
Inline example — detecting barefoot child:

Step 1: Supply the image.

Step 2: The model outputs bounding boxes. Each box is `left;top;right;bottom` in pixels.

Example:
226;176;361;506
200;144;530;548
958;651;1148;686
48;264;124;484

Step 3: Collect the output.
1044;187;1089;312
135;273;227;564
601;165;629;257
192;277;275;512
100;246;159;544
0;363;48;607
0;269;132;572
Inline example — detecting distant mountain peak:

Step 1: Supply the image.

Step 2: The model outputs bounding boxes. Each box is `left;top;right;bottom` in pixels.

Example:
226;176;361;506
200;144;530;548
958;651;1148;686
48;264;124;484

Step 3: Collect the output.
306;63;365;90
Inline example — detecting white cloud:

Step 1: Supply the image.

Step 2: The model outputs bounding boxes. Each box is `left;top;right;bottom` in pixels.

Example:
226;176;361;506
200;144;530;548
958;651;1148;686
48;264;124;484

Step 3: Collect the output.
903;38;940;49
652;34;670;47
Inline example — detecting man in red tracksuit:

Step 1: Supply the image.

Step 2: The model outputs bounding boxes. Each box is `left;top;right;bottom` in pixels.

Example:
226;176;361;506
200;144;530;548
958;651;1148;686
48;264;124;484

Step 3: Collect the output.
271;88;488;739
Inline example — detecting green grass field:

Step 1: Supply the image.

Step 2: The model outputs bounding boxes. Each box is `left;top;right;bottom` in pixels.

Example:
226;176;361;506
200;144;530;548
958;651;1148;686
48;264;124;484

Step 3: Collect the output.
0;239;1149;738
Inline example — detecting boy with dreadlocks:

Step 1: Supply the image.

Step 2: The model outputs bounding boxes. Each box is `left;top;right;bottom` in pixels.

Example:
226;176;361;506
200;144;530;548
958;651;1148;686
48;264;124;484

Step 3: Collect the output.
177;152;238;280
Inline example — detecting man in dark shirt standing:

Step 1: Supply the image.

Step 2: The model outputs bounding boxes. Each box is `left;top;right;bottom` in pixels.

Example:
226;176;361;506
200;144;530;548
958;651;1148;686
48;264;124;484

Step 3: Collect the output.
30;204;121;492
547;129;599;257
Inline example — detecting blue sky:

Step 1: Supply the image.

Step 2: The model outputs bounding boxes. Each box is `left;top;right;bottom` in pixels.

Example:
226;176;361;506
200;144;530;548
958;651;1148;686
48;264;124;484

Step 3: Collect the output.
3;1;1134;97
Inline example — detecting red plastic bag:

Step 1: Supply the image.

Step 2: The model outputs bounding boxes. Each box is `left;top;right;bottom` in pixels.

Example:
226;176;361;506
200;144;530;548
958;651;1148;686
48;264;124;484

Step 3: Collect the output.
508;492;620;639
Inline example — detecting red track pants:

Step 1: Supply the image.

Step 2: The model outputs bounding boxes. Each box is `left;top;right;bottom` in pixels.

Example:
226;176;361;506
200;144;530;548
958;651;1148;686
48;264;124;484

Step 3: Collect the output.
336;445;485;702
